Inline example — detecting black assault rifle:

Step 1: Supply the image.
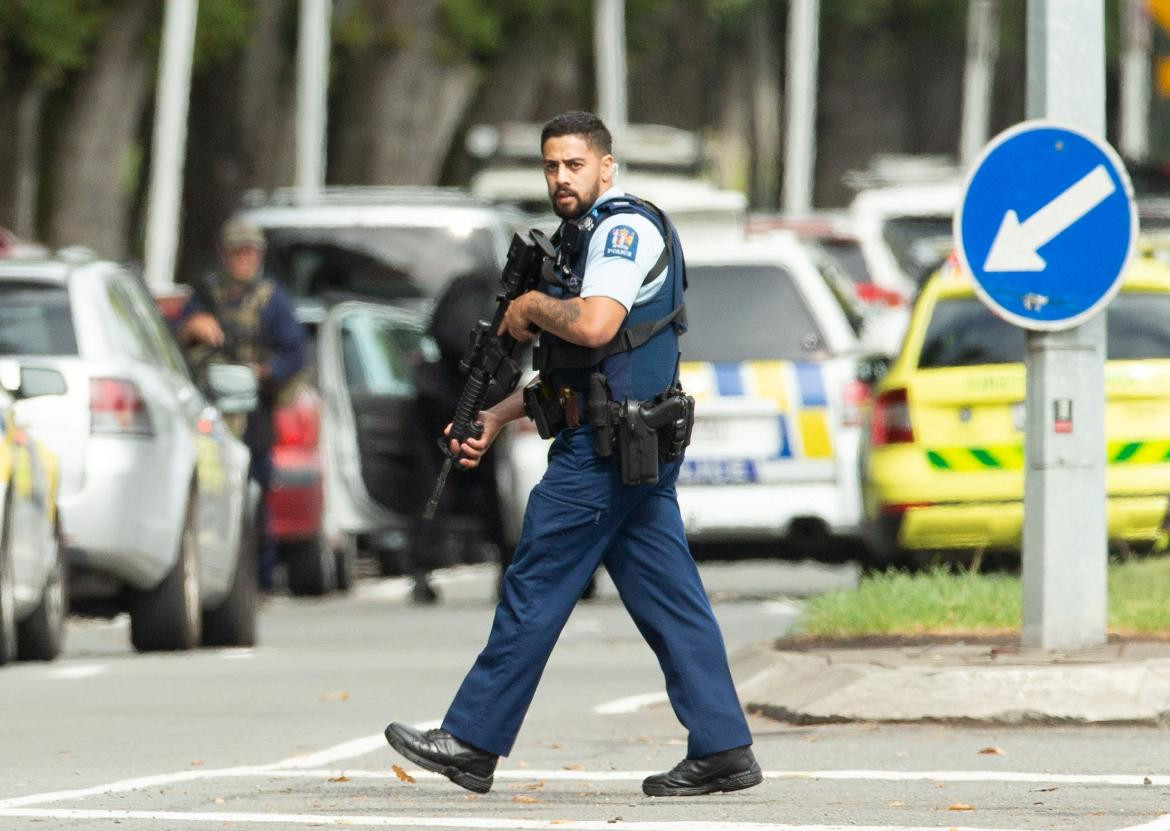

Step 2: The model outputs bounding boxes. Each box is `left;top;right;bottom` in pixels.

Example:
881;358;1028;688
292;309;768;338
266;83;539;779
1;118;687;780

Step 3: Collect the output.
422;229;556;519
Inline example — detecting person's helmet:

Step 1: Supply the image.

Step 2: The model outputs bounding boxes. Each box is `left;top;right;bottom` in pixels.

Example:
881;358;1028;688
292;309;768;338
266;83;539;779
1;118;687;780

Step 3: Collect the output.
220;216;265;250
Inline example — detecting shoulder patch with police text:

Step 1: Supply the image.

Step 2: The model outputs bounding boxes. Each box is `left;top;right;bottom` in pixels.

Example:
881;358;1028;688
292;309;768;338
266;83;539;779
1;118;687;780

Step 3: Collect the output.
604;225;639;260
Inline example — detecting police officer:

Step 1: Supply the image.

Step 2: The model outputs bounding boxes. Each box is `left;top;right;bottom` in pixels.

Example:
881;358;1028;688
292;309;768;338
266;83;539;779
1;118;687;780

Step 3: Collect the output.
178;217;307;592
385;112;760;797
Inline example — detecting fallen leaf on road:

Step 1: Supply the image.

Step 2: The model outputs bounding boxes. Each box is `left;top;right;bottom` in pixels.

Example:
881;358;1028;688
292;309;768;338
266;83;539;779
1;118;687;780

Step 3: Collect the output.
391;765;415;784
1145;777;1154;785
523;781;546;790
191;759;204;767
888;801;905;807
1034;787;1058;793
977;746;1004;755
323;691;349;702
513;795;540;804
329;775;351;783
214;797;225;804
464;794;479;802
548;743;562;749
563;764;584;771
948;804;974;811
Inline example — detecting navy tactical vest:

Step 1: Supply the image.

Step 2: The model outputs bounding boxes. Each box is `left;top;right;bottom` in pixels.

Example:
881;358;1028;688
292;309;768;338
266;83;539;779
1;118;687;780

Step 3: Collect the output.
533;196;687;402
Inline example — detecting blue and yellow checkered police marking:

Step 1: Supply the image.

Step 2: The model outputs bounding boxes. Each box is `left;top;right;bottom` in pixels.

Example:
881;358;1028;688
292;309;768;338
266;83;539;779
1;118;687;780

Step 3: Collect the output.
680;360;834;460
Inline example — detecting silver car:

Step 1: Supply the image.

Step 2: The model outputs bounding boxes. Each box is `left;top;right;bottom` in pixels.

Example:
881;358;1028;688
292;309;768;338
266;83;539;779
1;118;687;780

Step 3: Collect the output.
0;254;260;651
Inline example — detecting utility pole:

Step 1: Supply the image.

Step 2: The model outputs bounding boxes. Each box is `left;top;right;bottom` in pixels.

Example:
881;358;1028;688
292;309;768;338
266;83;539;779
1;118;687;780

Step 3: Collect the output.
594;0;628;133
783;0;819;215
296;0;331;203
1021;0;1108;650
960;0;1000;168
144;0;199;290
1119;0;1151;162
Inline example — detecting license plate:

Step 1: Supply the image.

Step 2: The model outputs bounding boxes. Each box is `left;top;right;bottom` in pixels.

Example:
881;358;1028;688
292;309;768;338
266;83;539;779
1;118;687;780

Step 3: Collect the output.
678;458;758;486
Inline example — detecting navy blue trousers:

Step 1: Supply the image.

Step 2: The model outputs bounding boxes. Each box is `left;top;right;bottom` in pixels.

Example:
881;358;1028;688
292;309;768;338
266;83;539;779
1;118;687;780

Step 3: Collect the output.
442;427;753;758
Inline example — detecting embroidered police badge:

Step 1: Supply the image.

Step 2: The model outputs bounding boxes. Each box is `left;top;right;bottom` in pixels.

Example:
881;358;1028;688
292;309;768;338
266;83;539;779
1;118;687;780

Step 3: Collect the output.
604;225;638;260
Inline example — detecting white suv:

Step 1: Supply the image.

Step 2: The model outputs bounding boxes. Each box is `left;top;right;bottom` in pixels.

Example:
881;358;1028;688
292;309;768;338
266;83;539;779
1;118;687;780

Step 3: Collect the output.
498;231;873;556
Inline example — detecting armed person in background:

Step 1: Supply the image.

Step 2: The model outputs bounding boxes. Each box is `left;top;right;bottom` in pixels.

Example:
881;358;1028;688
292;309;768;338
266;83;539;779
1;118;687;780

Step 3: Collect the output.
177;217;308;592
385;112;759;798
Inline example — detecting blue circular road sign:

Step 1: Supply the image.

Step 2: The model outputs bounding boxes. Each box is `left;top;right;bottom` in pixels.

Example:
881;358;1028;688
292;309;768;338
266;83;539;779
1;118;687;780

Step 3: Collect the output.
954;120;1136;331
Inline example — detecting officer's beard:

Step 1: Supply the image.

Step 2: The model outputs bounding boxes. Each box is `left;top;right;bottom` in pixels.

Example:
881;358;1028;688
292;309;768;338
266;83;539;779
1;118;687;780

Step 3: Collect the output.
551;181;601;220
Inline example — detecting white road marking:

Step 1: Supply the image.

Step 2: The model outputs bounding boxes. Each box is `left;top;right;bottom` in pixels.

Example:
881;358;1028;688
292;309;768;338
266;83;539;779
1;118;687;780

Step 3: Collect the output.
44;664;107;680
0;808;1031;831
269;734;387;769
594;691;669;714
1116;816;1170;831
92;766;1170;788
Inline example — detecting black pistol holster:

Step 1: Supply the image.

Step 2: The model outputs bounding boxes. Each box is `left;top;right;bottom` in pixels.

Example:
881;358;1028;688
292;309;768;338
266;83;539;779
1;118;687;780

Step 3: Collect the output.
588;372;695;485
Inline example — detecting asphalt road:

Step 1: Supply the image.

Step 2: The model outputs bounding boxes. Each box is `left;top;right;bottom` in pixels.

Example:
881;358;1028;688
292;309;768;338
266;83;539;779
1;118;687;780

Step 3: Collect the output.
1;559;1168;831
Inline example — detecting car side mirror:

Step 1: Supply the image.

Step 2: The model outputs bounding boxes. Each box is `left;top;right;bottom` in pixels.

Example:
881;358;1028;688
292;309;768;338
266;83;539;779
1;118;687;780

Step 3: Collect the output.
207;363;258;415
856;353;892;388
0;360;67;399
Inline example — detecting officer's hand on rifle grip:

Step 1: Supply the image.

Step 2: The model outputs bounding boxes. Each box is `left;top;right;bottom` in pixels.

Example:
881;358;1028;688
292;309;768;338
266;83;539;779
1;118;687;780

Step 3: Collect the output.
443;412;503;470
498;293;540;342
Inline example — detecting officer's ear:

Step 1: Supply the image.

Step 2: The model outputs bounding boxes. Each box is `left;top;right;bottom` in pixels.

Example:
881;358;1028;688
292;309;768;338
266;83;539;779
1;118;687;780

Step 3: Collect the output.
600;154;615;186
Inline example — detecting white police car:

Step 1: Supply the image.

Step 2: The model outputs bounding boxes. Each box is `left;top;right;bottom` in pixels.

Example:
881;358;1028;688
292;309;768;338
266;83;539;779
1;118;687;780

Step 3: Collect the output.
497;230;871;557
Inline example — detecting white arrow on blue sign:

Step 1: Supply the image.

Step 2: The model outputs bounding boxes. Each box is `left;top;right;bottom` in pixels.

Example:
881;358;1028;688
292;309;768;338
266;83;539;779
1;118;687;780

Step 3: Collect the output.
954;120;1136;331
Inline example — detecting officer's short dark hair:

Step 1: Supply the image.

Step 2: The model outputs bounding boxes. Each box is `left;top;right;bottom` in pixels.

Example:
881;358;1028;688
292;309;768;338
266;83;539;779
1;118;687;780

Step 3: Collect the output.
540;111;612;156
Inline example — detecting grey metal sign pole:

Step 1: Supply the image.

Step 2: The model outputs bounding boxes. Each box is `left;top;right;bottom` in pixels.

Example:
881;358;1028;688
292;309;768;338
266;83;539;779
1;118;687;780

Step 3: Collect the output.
143;0;199;290
594;0;628;133
1021;0;1108;649
960;0;999;169
782;0;819;216
296;0;331;204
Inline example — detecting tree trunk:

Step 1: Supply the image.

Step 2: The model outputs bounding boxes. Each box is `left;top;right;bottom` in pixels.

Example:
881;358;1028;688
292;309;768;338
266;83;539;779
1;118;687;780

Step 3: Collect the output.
180;0;296;281
48;0;152;259
332;0;477;185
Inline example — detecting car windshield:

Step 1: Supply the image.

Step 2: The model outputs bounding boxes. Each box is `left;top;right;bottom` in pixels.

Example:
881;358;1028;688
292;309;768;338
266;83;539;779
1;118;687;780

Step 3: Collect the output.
340;311;435;396
682;265;828;362
882;216;953;284
264;225;499;302
0;283;78;355
818;238;871;286
918;293;1170;368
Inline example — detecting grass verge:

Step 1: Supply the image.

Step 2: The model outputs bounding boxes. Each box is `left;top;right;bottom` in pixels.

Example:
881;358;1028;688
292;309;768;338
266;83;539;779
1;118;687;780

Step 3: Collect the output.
797;555;1170;638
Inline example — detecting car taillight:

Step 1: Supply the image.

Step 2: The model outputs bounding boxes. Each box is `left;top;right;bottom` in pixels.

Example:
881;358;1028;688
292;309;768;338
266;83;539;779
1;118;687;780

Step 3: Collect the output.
90;378;152;435
841;379;871;428
870;388;913;445
275;401;319;448
855;283;905;307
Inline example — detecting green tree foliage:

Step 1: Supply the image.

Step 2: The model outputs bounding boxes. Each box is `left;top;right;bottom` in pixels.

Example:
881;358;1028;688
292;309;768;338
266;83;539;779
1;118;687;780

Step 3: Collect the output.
0;0;106;85
192;0;254;70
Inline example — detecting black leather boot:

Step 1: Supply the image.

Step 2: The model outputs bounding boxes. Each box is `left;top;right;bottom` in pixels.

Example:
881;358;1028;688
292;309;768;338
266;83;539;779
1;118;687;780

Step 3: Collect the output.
384;722;497;793
642;745;763;797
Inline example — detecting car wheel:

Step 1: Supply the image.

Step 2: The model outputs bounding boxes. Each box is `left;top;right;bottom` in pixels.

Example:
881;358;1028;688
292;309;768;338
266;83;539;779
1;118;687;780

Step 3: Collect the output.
333;533;358;593
0;506;17;666
17;524;68;661
202;501;258;647
131;496;202;652
285;535;336;597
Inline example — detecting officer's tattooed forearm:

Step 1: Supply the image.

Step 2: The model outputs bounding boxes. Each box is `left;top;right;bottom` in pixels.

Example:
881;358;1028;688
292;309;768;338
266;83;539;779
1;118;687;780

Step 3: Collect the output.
525;293;581;337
